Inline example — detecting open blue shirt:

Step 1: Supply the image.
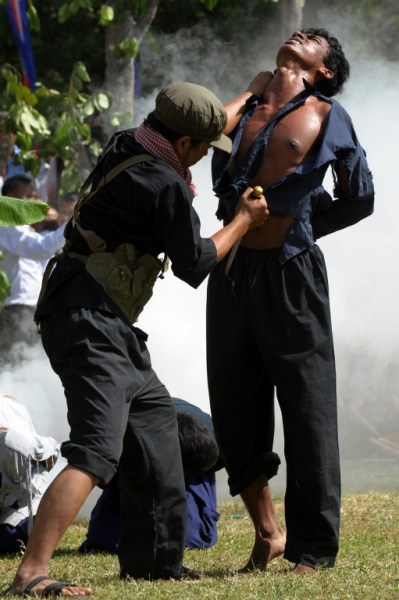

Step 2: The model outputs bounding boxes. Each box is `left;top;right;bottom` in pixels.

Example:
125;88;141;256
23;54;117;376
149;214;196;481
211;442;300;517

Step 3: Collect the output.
212;86;374;263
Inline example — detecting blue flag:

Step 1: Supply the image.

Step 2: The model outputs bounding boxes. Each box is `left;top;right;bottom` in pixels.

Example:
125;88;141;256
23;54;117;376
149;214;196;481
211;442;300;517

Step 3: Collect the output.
7;0;37;90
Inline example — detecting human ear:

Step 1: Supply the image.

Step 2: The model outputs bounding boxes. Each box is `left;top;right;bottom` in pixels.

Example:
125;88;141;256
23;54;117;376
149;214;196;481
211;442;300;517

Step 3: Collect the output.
174;136;192;152
173;135;192;162
319;66;334;80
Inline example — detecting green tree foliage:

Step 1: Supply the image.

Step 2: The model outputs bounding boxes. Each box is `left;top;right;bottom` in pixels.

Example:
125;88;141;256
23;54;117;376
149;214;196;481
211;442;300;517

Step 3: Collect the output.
0;1;280;92
1;0;106;88
154;0;280;39
0;1;165;194
0;61;109;192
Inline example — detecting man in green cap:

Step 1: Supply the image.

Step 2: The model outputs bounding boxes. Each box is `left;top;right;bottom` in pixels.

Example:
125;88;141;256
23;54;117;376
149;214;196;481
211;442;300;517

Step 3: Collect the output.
3;82;268;597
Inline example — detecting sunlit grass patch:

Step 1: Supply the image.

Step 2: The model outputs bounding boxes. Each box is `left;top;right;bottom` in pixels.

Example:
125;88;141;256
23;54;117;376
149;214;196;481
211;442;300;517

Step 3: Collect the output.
0;492;397;599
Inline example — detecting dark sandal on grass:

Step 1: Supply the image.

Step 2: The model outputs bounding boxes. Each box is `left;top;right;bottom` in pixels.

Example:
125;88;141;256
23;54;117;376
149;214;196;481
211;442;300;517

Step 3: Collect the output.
178;566;202;580
2;575;85;597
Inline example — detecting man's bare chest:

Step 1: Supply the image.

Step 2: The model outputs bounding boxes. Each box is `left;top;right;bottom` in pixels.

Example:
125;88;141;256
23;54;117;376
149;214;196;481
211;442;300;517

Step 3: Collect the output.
237;101;328;166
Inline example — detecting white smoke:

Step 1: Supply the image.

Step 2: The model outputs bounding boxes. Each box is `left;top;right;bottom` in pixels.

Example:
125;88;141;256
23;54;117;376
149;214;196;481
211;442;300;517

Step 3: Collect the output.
138;39;399;492
1;23;398;512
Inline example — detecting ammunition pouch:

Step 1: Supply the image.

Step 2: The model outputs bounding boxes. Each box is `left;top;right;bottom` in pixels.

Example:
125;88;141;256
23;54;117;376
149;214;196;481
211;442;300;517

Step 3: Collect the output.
68;243;167;324
37;151;166;324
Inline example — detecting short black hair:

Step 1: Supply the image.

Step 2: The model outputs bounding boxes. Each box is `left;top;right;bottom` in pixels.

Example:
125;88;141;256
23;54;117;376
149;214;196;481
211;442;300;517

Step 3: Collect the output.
301;28;350;97
2;174;35;197
177;412;219;475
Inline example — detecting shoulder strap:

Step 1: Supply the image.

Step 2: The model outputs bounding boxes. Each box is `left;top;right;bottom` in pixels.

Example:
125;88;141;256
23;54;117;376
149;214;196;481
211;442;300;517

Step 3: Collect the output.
36;153;158;313
76;152;154;211
72;153;154;254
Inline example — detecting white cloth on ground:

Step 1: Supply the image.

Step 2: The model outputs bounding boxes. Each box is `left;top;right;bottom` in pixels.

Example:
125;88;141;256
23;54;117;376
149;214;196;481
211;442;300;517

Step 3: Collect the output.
0;395;60;530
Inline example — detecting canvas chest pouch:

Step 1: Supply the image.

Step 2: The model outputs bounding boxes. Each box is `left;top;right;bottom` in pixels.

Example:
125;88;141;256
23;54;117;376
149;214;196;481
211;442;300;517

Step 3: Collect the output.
73;242;167;324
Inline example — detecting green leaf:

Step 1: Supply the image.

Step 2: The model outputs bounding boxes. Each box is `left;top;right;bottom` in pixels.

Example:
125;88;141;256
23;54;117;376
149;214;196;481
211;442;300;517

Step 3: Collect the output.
76;121;91;139
14;130;32;152
20;108;40;135
74;62;91;83
27;0;41;32
93;92;110;111
202;0;218;9
82;99;95;116
0;196;49;226
116;38;138;59
99;5;114;26
0;268;11;305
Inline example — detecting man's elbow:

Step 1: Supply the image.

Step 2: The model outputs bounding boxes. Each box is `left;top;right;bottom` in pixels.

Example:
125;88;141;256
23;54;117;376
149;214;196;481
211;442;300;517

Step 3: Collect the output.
171;264;207;289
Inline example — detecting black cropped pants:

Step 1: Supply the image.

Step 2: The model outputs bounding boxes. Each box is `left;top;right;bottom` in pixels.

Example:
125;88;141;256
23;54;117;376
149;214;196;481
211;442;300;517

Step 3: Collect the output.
40;307;186;580
207;245;340;567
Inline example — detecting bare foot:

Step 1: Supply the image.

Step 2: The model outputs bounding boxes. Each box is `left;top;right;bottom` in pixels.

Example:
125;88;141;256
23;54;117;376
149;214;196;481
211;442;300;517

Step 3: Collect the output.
238;531;286;572
291;564;315;575
6;575;92;596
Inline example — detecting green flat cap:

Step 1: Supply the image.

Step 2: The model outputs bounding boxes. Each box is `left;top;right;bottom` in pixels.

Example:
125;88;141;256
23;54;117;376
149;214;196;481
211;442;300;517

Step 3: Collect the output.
154;82;232;154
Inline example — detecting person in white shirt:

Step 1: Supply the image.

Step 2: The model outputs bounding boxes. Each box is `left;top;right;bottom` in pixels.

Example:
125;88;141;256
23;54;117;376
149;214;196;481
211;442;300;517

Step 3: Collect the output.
0;175;66;363
0;394;60;554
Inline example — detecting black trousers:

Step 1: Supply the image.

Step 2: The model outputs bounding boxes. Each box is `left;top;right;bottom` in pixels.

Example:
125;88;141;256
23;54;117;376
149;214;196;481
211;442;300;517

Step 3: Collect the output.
40;307;186;580
206;245;340;567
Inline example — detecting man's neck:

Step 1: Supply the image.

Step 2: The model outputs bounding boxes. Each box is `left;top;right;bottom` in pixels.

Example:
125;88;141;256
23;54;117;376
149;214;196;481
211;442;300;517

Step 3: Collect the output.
262;66;310;109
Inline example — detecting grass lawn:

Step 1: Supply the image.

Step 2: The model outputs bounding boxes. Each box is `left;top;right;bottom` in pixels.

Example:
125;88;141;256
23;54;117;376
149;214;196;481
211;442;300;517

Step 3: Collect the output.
1;492;398;599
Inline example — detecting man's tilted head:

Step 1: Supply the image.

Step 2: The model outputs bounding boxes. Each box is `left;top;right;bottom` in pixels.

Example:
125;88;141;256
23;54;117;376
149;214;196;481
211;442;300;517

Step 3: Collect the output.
301;28;350;97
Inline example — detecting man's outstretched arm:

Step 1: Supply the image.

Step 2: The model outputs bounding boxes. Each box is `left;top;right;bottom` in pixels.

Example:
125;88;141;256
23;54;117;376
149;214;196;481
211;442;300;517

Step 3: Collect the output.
223;71;274;134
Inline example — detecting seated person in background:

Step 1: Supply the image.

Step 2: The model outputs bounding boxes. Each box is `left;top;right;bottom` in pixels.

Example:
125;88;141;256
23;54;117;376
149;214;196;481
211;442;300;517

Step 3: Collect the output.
0;394;60;554
79;398;222;553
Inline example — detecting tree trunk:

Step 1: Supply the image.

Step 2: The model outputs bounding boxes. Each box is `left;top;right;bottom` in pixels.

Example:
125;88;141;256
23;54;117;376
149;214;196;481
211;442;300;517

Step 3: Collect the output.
104;15;136;119
280;0;303;42
104;1;162;125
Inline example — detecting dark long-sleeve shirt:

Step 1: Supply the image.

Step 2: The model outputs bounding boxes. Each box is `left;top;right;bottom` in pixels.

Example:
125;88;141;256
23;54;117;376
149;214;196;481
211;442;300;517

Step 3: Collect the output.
36;130;217;320
212;87;374;264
